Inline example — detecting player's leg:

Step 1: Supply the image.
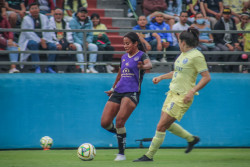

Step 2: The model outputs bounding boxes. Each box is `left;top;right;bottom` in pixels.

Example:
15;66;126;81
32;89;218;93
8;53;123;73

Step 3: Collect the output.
114;97;137;161
167;123;200;153
101;101;120;133
134;112;176;162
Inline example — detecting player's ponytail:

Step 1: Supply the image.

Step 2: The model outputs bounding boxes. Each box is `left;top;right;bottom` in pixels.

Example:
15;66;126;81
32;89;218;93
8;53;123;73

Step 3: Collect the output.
179;27;200;47
124;32;146;53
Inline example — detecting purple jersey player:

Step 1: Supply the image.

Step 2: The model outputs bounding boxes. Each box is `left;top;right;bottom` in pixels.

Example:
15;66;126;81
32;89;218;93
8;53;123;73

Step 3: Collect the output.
101;32;152;161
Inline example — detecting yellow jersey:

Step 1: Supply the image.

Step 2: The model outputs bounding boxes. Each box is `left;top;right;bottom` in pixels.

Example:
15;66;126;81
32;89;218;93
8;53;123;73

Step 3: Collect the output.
169;48;208;94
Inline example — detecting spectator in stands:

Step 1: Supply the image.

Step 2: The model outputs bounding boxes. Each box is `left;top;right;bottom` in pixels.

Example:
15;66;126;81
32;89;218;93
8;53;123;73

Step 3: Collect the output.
91;13;115;73
243;14;250;52
164;0;182;17
149;12;179;62
0;12;20;73
223;0;249;24
191;12;220;64
0;0;6;18
237;13;249;48
142;0;167;17
213;8;242;72
25;0;55;17
69;7;98;73
64;0;87;22
127;0;137;18
203;0;224;29
172;11;190;47
5;0;26;28
18;2;57;73
133;15;162;63
237;12;249;73
186;0;207;23
49;8;81;72
147;11;175;29
242;15;250;73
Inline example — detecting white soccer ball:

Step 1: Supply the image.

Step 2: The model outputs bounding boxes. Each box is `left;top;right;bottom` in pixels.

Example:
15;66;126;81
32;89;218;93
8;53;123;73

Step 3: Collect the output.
77;143;96;161
40;136;53;149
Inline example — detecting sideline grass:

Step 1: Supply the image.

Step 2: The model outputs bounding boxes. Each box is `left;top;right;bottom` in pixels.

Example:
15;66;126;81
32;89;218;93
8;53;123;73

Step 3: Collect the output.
0;148;250;167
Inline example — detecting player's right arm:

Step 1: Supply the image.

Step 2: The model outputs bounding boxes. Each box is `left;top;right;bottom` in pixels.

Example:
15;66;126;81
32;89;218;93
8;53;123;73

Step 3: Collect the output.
105;68;121;96
152;71;174;84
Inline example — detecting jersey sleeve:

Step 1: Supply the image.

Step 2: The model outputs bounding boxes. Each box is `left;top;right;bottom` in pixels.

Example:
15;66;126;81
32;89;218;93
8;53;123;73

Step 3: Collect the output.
141;53;150;62
193;54;208;73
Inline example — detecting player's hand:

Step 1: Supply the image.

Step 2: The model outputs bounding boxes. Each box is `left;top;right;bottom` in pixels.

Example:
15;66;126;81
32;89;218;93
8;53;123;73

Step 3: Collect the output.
152;77;161;84
137;61;144;69
183;90;195;104
104;90;113;96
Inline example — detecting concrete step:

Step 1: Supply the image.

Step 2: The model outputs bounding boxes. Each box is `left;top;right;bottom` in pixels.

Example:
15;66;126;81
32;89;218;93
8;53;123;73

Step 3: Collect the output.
108;35;124;45
111;17;137;28
87;0;97;8
88;8;124;17
112;44;124;51
96;0;126;9
101;17;136;29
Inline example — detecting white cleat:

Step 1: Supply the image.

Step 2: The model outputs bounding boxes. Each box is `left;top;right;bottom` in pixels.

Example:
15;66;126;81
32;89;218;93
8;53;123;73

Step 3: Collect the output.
114;154;126;161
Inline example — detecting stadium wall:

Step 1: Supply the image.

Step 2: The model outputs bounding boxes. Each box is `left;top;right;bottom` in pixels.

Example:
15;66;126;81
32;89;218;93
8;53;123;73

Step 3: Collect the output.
0;73;249;149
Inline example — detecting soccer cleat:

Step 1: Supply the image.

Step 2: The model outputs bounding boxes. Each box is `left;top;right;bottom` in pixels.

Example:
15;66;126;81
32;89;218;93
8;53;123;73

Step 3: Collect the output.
114;154;126;161
133;155;153;162
185;136;200;153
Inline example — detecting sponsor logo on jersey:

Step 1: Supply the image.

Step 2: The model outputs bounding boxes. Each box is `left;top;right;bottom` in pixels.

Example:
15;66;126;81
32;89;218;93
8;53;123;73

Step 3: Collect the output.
183;58;188;64
134;56;139;61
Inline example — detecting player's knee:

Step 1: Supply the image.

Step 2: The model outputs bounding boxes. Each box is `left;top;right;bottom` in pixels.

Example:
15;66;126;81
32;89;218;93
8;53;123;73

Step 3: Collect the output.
101;120;110;129
156;124;167;132
115;118;126;128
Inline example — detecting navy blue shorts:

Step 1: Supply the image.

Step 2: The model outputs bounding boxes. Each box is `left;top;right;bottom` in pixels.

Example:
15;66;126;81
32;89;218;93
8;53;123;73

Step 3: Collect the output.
108;91;140;106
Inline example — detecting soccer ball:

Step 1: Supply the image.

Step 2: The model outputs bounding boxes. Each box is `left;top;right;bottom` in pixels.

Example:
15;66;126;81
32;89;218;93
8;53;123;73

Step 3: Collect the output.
77;143;96;161
40;136;53;150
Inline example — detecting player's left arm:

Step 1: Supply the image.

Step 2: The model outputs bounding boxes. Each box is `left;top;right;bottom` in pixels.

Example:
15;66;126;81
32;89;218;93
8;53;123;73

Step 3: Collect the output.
137;59;152;70
184;71;211;104
137;53;152;70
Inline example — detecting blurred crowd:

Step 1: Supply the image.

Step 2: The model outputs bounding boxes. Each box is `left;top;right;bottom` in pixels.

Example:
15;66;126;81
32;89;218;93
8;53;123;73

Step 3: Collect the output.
0;0;249;73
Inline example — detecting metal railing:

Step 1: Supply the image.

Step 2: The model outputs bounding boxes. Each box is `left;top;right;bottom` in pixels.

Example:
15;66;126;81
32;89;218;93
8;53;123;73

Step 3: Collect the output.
0;28;250;67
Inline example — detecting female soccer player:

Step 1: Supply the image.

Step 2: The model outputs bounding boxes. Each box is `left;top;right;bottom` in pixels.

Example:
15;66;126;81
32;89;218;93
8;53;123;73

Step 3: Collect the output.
134;27;211;162
101;32;152;161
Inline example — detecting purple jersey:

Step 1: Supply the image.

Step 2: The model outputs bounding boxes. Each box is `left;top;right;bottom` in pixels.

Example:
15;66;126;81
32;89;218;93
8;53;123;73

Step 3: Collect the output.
115;51;149;93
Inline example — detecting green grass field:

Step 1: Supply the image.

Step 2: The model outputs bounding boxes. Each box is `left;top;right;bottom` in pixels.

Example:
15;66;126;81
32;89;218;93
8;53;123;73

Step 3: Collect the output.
1;148;250;167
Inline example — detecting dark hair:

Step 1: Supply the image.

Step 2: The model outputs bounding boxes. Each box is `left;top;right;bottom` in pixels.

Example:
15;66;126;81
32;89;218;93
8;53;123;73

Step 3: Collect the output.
195;12;203;18
124;32;146;52
180;11;188;16
28;2;39;10
77;7;88;13
90;13;101;25
179;27;199;47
